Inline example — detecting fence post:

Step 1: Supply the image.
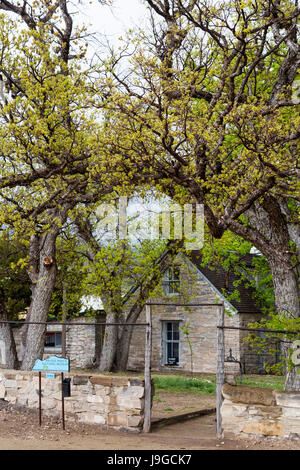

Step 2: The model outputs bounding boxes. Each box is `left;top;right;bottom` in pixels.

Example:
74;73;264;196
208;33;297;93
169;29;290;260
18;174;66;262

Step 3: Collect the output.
143;303;152;433
216;303;225;439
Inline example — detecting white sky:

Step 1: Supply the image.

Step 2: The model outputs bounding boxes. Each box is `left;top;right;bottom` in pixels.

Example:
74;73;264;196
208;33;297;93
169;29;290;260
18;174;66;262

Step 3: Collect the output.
75;0;148;47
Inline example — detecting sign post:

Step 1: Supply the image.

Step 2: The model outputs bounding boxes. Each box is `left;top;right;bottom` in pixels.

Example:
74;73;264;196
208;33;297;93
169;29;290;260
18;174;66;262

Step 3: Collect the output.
38;371;42;427
61;372;65;431
32;356;70;430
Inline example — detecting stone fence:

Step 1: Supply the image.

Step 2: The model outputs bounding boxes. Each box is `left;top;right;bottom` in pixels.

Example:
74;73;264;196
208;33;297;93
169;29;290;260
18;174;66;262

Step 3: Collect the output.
0;368;152;432
221;384;300;438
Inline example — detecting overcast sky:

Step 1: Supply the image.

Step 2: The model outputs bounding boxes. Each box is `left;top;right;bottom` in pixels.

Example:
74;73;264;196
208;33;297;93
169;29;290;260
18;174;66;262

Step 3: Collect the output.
75;0;148;47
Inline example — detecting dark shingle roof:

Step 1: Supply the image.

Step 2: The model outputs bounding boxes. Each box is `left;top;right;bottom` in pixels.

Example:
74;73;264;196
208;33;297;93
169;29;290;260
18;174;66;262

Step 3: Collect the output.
189;251;262;314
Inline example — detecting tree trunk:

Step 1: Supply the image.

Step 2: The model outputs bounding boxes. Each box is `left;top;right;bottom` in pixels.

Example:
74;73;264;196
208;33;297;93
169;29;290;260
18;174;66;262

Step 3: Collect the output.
0;300;18;369
61;282;68;358
20;229;58;370
267;259;300;391
231;196;300;389
116;324;134;371
115;303;145;371
94;313;103;368
268;259;299;318
98;310;119;371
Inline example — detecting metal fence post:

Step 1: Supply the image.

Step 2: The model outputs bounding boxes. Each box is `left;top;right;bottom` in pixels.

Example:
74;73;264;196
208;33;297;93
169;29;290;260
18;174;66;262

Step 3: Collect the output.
216;303;225;439
143;303;152;433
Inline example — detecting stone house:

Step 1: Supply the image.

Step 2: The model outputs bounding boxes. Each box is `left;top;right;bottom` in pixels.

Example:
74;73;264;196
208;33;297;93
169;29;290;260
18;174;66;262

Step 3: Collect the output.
126;252;266;374
10;252;272;374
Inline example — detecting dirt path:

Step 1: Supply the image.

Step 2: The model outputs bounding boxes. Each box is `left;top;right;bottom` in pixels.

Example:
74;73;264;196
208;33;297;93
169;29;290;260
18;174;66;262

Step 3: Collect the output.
1;398;300;451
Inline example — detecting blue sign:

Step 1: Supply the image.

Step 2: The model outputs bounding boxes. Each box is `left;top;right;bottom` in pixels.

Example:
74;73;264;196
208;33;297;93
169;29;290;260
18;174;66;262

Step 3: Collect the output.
46;373;56;379
32;356;70;373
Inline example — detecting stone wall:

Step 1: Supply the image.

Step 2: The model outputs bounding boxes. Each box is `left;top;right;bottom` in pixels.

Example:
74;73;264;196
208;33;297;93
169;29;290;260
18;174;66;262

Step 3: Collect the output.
0;368;149;432
221;384;300;438
12;316;104;370
64;318;98;368
127;301;241;374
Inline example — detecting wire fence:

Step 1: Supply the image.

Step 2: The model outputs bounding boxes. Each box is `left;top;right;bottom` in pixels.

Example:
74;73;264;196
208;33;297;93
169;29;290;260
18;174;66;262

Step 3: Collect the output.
0;316;153;431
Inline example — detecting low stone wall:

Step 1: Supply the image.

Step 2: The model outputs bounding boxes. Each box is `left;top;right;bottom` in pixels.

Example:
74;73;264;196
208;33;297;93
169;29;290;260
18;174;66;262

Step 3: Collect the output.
221;384;300;438
0;369;150;432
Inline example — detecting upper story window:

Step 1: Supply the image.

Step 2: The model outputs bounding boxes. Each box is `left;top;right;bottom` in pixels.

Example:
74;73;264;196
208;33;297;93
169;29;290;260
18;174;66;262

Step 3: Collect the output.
163;266;180;295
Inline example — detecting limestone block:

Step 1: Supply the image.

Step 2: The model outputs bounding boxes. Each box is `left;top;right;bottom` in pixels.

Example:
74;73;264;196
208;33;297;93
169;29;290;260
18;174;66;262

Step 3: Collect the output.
129;379;144;387
72;376;89;386
222;415;247;426
282;406;300;418
64;401;75;413
91;376;129;387
16;397;28;407
73;401;89;412
89;376;112;387
76;385;93;395
44;409;60;418
222;384;276;406
116;396;143;409
4;379;18;389
126;408;143;417
41;398;57;410
223;425;244;437
77;412;106;425
3;373;17;380
93;385;111;395
47;392;64;400
15;374;24;381
0;383;6;399
242;421;285;437
107;404;121;412
5;393;16;404
112;386;125;396
248;405;282;419
28;399;39;408
21;380;35;393
283;418;300;436
124;386;144;399
108;412;128;427
221;403;248;418
24;390;39;404
275;392;300;408
43;379;60;392
87;395;104;404
127;415;143;427
17;380;27;390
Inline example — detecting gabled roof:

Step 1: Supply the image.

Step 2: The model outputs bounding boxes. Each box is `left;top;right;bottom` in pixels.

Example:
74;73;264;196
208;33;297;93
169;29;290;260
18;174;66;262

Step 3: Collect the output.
189;251;262;315
78;251;262;316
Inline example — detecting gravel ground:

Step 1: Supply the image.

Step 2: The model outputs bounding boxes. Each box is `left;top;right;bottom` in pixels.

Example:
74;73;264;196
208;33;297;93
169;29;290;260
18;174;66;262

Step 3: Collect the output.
1;396;300;451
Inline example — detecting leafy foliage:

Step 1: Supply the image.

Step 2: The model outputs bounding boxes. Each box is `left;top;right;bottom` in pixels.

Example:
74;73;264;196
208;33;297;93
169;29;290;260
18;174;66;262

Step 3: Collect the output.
0;233;31;319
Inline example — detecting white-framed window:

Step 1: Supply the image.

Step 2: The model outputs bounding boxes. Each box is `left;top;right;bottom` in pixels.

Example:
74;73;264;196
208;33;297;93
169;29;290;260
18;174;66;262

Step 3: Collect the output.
163;266;180;295
162;321;180;366
45;332;62;349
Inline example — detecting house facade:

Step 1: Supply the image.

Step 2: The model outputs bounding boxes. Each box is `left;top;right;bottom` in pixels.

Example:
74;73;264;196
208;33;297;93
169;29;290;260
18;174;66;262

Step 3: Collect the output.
9;253;271;374
126;253;264;374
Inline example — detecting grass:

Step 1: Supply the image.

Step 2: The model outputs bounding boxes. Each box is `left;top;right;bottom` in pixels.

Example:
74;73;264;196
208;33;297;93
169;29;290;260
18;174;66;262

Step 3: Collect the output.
240;374;285;391
152;375;216;395
152;373;285;394
76;367;285;393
